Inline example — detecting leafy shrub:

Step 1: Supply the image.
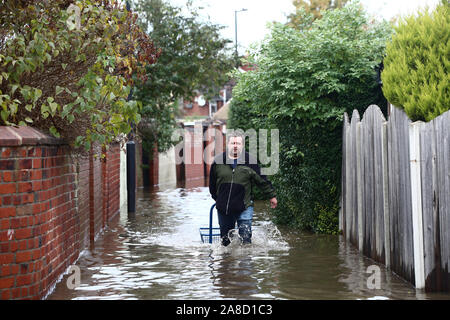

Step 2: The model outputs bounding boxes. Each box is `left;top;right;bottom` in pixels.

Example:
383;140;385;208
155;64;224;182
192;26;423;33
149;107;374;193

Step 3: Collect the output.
316;203;340;235
133;0;234;154
0;0;160;151
229;1;391;233
381;2;449;121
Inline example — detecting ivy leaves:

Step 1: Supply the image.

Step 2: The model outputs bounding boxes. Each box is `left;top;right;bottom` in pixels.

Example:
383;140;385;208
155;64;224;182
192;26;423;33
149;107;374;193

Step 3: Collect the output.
0;0;159;152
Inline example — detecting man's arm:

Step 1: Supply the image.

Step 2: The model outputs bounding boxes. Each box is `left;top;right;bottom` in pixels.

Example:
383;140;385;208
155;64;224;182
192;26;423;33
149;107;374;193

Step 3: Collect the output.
209;162;217;200
250;163;276;201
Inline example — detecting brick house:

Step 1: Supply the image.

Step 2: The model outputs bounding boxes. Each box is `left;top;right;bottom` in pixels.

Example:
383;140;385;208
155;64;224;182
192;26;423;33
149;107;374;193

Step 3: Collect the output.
147;61;257;187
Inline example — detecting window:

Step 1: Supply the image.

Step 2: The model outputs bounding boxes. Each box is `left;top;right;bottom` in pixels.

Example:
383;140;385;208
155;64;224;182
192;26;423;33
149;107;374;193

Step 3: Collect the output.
210;101;217;115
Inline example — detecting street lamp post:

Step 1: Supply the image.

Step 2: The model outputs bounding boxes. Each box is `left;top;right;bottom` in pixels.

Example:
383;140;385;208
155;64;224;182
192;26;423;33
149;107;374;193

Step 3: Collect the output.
234;8;248;67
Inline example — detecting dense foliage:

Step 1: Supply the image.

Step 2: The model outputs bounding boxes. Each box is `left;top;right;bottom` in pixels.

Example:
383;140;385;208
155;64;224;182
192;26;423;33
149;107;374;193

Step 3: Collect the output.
229;1;392;233
381;1;449;122
0;0;159;151
133;0;235;153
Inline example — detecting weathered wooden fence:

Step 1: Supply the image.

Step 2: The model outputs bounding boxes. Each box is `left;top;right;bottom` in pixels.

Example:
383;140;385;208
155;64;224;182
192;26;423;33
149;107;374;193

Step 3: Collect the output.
340;104;449;292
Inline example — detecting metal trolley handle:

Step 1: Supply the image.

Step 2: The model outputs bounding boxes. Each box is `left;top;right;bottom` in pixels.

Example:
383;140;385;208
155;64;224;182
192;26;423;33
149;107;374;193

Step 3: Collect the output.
209;203;216;243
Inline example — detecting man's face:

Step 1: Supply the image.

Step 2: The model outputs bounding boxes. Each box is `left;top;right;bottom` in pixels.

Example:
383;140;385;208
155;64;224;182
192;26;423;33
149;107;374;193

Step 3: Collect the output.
227;136;244;157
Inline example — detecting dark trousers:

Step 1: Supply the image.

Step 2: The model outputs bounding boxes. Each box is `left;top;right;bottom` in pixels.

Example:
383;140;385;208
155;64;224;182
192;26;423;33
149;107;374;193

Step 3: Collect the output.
217;207;253;246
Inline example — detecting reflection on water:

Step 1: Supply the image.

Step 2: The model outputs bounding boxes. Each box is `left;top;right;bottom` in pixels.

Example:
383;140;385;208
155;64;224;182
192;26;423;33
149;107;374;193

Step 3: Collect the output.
48;184;450;300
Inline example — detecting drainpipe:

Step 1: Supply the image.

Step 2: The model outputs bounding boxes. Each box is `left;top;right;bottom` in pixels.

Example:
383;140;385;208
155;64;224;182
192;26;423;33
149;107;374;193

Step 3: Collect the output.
125;1;136;216
127;141;136;215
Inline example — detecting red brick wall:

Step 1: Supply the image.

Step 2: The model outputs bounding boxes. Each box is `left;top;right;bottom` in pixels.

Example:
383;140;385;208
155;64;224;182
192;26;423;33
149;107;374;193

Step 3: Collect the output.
0;127;121;299
0;138;78;300
135;140;144;188
204;123;226;178
147;123;226;186
103;144;120;223
182;99;225;118
76;156;90;251
148;143;159;186
184;126;205;182
89;146;103;243
182;100;210;117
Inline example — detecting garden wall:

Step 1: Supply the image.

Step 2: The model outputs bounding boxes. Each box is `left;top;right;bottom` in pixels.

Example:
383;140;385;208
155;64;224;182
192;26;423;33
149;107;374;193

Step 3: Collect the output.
0;126;122;299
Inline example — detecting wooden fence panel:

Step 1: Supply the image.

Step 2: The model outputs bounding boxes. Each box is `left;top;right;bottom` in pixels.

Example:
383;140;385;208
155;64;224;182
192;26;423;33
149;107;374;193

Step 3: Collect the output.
340;113;349;235
387;106;415;285
341;105;449;292
350;110;360;247
382;122;390;269
372;106;386;264
361;108;373;259
387;106;399;277
359;105;386;263
356;122;364;252
344;114;351;241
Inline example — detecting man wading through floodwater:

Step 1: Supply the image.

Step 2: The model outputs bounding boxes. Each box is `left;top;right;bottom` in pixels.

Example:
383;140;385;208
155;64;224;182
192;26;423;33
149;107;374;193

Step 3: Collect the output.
209;132;277;246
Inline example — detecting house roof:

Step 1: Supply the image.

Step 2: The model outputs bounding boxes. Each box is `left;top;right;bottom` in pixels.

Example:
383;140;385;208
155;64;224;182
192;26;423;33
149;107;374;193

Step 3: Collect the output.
212;99;231;121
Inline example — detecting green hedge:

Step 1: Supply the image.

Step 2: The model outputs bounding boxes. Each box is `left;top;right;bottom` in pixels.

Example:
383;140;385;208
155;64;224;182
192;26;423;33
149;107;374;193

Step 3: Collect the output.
229;2;391;233
381;2;449;121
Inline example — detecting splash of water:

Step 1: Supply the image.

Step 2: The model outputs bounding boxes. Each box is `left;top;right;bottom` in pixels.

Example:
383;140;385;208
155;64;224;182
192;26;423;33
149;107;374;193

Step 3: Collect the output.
209;221;290;256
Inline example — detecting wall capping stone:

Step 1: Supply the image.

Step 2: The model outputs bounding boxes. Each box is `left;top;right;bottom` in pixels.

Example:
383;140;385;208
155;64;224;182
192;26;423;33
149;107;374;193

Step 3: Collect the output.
0;126;64;147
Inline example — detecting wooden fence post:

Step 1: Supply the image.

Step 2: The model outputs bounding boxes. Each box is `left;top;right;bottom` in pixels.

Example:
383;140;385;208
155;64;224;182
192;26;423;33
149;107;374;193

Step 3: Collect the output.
410;121;425;289
340;113;349;234
434;111;450;291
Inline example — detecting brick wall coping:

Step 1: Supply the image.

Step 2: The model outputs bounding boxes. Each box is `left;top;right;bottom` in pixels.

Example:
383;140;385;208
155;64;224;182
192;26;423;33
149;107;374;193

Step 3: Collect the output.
0;126;63;147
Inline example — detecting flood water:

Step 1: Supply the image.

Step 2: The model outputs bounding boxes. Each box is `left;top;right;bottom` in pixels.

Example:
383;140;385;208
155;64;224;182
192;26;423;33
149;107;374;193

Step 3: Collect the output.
48;183;450;300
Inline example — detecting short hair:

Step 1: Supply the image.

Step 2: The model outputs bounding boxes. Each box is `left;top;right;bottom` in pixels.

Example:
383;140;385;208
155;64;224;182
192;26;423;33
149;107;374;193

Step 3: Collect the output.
226;130;245;144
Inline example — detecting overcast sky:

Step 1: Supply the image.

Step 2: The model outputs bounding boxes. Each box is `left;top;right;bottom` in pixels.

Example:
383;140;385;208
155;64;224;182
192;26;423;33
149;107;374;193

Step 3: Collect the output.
168;0;441;55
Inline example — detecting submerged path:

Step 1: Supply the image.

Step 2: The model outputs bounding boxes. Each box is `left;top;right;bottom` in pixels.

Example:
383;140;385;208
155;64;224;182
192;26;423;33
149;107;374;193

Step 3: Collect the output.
48;185;449;300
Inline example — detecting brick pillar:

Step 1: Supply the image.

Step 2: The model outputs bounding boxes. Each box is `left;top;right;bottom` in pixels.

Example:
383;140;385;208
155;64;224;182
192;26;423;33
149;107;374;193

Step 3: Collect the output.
149;143;159;186
184;123;205;182
0;126;78;300
204;124;213;178
88;145;103;246
104;143;120;222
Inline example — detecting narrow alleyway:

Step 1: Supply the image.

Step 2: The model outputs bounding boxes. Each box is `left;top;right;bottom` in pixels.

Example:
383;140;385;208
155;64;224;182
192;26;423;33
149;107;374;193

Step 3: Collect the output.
48;184;449;300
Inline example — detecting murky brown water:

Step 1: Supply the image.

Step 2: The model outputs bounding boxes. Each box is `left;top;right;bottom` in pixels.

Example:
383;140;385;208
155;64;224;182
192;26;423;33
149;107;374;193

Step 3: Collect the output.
48;183;450;300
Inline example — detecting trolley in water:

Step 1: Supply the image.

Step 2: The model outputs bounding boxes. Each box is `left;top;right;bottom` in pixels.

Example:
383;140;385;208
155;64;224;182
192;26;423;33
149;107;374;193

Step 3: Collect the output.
199;203;221;243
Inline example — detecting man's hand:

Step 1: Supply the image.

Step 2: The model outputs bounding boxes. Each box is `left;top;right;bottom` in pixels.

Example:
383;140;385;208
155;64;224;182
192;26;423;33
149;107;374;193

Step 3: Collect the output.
270;197;278;209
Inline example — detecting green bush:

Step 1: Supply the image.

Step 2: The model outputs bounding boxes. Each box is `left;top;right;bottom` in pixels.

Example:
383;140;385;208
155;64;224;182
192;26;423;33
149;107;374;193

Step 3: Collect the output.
381;2;449;121
229;1;391;233
0;0;159;151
